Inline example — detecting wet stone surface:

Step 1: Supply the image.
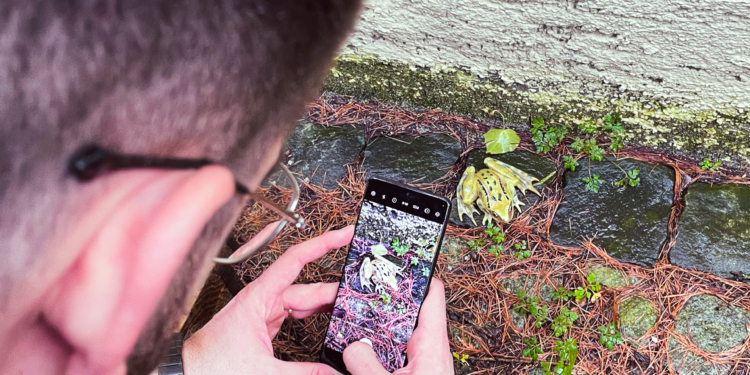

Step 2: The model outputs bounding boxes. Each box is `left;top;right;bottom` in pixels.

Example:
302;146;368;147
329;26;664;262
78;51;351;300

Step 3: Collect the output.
363;134;462;184
549;156;675;267
619;297;657;341
668;294;750;375
264;121;365;189
670;183;750;282
449;149;557;228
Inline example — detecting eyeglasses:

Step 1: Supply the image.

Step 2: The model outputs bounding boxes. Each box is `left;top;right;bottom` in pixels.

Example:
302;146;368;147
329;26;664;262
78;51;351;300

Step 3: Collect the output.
68;144;305;264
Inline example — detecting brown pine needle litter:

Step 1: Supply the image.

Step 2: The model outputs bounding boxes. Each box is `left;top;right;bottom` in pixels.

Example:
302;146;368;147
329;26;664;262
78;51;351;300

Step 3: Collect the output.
229;94;750;374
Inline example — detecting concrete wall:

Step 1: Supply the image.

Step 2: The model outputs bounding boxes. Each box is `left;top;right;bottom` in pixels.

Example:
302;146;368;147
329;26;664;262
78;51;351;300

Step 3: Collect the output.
325;0;750;165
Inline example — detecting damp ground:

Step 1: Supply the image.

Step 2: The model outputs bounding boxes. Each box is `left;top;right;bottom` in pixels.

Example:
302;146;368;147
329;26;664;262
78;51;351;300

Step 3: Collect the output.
206;94;750;375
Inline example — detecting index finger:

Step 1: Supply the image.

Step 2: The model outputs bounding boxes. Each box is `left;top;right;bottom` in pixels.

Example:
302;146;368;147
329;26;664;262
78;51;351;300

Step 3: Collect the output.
405;279;452;369
257;225;354;296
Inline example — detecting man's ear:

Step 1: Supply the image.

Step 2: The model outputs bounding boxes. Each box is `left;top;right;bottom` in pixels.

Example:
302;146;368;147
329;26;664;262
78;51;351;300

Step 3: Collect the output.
44;165;236;375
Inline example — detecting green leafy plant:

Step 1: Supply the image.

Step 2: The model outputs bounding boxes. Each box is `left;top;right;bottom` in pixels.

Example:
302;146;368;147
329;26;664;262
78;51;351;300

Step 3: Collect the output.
615;169;640;188
599;322;624;350
410;257;419;266
485;222;505;244
582;174;603;193
422;268;431;277
514;290;549;328
563;156;579;171
542;338;578;375
484;128;520;154
489;244;503;258
551;307;579;337
700;158;721;171
531;117;568;153
452;352;469;364
551;286;570;302
571;287;590;303
392;238;410;257
578;120;597;134
380;292;391;304
514;240;530;260
603;113;625;152
522;338;544;362
468;238;485;252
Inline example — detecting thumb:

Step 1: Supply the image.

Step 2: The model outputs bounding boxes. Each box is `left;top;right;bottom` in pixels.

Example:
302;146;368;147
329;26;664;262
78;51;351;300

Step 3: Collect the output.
343;342;390;375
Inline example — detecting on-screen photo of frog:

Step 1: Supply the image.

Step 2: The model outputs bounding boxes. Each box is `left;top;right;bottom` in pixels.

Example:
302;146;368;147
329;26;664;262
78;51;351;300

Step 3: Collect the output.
324;200;442;372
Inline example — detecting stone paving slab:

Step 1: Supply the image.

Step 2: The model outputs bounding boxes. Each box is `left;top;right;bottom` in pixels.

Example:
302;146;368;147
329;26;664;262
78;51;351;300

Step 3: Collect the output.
264;121;365;189
549;156;675;267
449;149;556;228
668;294;750;375
363;134;462;184
670;182;750;282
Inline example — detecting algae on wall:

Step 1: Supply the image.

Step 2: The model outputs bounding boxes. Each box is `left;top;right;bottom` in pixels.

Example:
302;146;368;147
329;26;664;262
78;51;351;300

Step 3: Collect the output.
323;55;750;167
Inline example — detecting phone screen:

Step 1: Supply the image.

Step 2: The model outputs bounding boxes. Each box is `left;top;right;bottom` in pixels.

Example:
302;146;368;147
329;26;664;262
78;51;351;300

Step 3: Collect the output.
322;179;449;373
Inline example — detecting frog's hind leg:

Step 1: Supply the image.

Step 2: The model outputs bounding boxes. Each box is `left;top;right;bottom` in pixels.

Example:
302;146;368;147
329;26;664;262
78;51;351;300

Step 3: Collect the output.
485;158;541;196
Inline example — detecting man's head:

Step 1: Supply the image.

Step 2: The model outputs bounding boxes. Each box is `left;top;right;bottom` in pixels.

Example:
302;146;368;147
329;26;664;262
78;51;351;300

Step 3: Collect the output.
0;0;360;374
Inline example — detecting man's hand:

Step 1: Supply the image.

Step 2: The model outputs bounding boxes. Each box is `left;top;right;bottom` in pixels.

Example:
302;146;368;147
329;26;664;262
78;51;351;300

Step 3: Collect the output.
183;225;355;375
342;279;454;375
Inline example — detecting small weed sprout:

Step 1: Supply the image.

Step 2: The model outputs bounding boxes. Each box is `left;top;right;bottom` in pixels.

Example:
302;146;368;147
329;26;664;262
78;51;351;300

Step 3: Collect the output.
599;322;624;350
563;156;579;171
514;291;549;328
582;174;604;193
514;240;530;260
551;307;579;337
522;337;543;362
700;158;721;171
531;117;568;153
392;238;410;257
541;338;578;375
551;286;570;302
485;222;505;243
452;352;469;364
467;238;484;252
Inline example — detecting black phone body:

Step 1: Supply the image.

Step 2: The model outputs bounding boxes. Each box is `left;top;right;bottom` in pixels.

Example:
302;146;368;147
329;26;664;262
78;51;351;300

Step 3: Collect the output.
320;178;450;374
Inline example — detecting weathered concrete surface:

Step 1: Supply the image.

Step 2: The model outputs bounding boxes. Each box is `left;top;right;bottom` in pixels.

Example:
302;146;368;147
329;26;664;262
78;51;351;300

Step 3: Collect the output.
449;149;556;227
549;156;674;267
326;0;750;164
671;183;750;282
363;134;462;183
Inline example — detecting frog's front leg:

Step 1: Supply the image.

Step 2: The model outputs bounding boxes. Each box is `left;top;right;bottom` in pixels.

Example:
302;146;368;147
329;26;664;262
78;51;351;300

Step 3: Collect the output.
456;166;480;225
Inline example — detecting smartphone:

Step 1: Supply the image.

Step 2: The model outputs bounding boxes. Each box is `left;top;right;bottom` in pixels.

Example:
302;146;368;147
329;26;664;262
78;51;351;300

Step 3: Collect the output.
320;178;450;373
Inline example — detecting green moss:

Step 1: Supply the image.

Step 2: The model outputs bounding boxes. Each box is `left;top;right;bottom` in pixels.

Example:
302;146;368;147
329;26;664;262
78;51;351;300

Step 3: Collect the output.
589;266;628;289
619;297;658;340
324;55;750;165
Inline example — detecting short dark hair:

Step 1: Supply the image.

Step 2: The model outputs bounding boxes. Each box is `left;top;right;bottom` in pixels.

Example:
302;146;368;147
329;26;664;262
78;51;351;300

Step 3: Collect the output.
0;0;360;304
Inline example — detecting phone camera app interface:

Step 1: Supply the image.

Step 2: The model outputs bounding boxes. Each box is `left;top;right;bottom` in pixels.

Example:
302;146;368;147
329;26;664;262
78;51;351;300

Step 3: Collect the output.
324;199;442;372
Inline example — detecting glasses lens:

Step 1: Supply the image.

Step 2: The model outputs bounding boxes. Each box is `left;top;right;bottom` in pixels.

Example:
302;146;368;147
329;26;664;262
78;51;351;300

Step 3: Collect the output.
213;163;301;264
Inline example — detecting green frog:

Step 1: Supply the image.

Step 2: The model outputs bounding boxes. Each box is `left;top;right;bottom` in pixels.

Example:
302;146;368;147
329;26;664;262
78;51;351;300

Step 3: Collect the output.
456;157;540;225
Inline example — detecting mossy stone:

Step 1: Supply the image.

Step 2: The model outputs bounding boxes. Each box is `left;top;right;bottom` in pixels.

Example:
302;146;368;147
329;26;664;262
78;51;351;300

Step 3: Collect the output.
670;183;750;282
449;149;556;228
667;293;748;375
439;235;467;269
263;121;365;189
619;297;657;340
549;156;675;267
589;266;628;289
674;294;749;353
499;274;557;302
363;134;462;183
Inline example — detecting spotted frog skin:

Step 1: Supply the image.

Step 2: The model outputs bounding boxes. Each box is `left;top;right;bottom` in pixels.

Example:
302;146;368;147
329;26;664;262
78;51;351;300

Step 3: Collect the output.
456;157;541;225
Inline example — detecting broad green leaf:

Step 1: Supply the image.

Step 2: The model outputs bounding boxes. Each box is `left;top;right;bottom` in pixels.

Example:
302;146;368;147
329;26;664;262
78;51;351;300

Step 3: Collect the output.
371;243;388;256
484;129;520;154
